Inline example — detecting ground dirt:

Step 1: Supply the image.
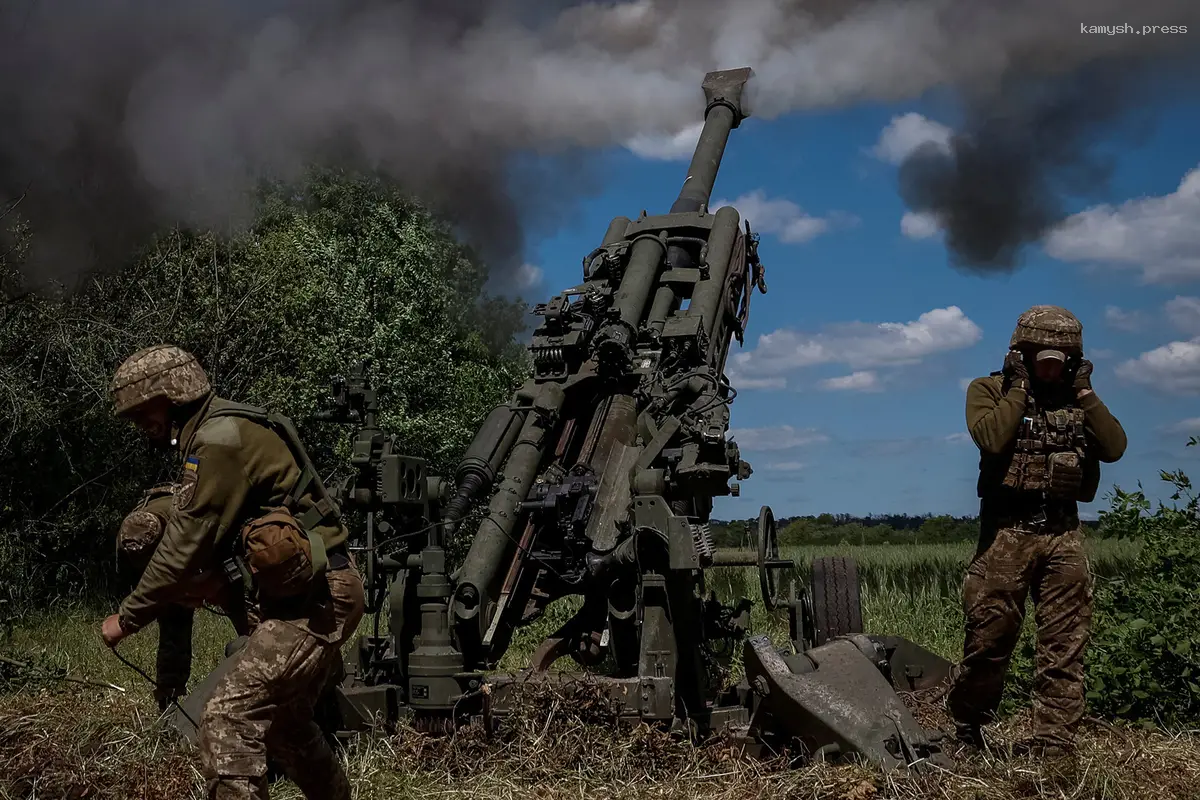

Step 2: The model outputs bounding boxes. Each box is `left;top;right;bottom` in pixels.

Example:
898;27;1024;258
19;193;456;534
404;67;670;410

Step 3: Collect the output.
1;677;1198;800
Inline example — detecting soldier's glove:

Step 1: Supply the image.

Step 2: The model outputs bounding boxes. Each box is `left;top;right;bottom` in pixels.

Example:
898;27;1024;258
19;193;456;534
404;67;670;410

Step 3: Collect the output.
1073;358;1093;392
1003;350;1030;391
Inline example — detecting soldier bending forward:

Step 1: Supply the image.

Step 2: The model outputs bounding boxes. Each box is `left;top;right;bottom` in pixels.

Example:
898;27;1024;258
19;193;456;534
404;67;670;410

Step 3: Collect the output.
100;344;365;799
949;306;1126;755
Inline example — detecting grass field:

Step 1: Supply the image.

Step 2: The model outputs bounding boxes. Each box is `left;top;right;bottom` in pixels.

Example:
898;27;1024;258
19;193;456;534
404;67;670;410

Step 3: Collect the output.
5;539;1198;800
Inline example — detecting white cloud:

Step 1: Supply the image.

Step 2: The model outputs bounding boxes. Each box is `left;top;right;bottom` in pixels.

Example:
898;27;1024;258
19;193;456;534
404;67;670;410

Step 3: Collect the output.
870;112;953;165
765;461;807;471
959;377;974;391
819;370;880;392
1043;165;1200;283
1165;296;1200;335
901;211;941;239
727;425;829;452
712;190;857;244
730;306;982;385
1163;417;1200;435
515;262;544;289
944;432;971;445
726;372;788;391
623;121;703;161
1115;338;1200;394
1104;305;1145;333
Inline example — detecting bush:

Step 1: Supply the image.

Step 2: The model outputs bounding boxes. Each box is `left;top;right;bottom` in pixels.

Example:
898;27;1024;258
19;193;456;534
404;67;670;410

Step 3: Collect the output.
0;169;530;608
1085;457;1200;728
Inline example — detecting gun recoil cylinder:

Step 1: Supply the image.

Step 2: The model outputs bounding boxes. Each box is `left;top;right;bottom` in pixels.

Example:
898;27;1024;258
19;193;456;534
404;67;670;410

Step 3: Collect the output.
445;404;527;523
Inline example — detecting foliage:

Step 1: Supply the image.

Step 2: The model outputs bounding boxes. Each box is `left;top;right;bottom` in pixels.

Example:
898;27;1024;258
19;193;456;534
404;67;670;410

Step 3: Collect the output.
1085;454;1200;728
709;513;1107;548
0;169;530;608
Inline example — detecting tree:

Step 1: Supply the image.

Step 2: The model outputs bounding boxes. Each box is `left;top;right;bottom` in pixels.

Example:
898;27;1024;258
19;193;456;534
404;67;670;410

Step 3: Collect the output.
0;169;530;606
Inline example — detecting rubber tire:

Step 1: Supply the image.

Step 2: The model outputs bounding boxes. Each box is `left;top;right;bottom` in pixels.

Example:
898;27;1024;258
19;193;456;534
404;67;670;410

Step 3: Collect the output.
809;556;864;646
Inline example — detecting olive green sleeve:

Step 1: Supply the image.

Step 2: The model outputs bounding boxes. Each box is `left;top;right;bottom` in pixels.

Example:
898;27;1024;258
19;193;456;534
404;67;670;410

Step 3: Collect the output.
1080;391;1127;462
965;377;1027;455
118;441;251;632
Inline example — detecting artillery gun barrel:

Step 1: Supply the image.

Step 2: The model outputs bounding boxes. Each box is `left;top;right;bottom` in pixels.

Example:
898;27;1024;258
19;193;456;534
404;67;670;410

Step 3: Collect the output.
670;67;753;214
609;67;753;339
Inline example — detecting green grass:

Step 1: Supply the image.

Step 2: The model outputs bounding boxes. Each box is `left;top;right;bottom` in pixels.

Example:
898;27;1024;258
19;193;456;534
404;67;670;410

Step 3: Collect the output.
9;539;1198;800
2;540;1141;694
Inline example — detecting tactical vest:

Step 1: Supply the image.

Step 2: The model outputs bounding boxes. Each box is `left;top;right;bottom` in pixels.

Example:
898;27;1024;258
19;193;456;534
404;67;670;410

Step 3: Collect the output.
204;400;343;597
1001;397;1088;500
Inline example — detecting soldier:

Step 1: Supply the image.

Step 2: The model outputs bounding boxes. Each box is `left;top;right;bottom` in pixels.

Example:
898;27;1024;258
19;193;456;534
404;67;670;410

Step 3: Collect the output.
99;344;365;800
949;306;1127;757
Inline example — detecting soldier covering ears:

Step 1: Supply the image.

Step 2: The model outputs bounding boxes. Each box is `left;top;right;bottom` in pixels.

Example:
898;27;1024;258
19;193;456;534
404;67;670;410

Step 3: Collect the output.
949;306;1127;756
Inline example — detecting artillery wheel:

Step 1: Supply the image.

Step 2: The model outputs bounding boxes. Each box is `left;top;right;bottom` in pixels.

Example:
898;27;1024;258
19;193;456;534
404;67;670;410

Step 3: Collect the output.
809;556;863;646
757;505;784;610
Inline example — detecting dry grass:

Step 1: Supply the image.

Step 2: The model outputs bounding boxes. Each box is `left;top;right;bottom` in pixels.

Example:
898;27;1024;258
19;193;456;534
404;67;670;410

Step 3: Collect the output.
2;543;1195;799
2;679;1199;800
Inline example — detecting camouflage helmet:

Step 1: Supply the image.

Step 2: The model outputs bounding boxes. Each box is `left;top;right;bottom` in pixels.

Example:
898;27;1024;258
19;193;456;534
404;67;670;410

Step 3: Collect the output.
110;344;210;416
1009;305;1083;351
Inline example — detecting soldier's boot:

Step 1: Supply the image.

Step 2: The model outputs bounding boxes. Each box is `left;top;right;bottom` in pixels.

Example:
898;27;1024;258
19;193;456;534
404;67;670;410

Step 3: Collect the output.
941;678;986;751
268;717;351;800
207;776;268;800
953;721;986;750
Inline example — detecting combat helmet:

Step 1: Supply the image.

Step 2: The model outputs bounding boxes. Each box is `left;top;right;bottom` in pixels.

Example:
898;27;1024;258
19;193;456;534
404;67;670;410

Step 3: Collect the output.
110;344;211;416
1010;305;1082;352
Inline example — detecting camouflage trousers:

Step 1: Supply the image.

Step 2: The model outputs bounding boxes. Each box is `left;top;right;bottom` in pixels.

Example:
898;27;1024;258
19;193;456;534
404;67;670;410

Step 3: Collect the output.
198;565;365;799
947;525;1093;745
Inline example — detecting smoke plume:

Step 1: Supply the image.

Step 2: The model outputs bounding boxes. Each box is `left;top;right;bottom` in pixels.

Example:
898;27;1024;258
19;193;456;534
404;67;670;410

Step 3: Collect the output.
897;59;1179;272
2;0;1198;287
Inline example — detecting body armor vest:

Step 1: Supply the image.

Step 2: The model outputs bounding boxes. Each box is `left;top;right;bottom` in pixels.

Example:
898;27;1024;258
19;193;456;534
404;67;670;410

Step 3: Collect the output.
1002;397;1088;499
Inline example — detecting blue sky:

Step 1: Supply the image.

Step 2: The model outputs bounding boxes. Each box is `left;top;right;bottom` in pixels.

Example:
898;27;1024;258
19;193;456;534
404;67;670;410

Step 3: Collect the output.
518;91;1200;521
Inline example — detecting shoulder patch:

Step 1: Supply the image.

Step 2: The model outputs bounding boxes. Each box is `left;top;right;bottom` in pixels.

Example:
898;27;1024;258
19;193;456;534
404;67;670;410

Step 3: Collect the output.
194;415;243;448
175;456;201;509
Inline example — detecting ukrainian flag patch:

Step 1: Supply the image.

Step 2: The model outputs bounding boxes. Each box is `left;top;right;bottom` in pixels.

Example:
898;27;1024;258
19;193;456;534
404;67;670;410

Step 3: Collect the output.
176;456;200;509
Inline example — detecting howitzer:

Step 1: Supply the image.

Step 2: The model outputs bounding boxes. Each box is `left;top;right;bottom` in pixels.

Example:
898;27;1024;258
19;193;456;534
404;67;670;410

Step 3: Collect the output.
171;67;955;772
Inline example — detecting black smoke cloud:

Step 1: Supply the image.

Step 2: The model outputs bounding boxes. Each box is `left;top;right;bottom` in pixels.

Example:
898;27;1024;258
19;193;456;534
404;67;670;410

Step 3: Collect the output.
4;0;1200;288
897;59;1181;272
0;0;628;289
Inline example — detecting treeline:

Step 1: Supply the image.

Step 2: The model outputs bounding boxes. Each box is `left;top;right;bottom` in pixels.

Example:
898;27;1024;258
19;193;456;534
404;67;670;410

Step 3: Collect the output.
708;513;1108;547
0;169;529;609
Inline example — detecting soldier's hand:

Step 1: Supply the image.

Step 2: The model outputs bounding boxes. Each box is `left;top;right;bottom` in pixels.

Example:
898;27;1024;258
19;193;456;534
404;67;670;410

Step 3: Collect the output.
1073;358;1094;393
100;613;130;648
1003;350;1029;390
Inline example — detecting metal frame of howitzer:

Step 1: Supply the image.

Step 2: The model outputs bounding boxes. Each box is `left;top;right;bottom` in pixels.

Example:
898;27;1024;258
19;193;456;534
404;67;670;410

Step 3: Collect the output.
170;67;955;773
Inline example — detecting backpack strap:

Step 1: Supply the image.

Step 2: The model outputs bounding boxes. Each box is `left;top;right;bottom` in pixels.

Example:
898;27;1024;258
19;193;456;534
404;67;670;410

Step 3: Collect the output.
207;402;339;580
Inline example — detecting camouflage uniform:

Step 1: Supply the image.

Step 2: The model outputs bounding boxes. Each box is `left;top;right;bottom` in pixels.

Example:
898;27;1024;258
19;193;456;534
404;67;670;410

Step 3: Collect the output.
949;307;1127;750
109;345;364;799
